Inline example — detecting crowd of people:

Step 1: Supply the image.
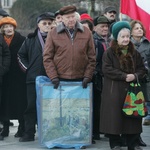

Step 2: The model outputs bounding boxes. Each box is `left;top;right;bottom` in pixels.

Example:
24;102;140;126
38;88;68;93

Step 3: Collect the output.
0;4;150;150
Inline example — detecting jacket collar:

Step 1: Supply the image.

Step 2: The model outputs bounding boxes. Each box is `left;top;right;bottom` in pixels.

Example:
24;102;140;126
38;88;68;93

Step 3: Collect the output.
93;32;103;40
131;36;149;45
56;22;84;33
111;40;136;73
111;40;135;56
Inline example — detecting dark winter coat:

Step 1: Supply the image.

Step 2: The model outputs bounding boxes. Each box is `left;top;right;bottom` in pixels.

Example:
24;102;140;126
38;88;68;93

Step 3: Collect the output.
18;29;47;83
100;40;146;135
131;37;150;101
93;32;111;51
43;22;96;80
92;38;104;91
0;31;27;120
0;34;10;85
0;34;10;105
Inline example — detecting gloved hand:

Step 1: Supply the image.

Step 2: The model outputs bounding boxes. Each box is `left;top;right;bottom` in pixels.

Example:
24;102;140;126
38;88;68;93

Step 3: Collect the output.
82;77;91;88
51;78;60;89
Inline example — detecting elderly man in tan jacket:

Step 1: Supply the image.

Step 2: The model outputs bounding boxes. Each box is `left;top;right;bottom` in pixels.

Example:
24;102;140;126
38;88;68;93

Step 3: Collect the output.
43;5;96;89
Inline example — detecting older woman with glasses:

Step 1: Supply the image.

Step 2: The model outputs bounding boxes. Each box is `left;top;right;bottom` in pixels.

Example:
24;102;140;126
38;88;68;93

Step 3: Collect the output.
18;12;56;142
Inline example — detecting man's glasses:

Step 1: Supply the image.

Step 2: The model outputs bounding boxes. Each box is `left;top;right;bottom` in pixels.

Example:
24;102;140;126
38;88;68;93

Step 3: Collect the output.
41;22;52;26
109;11;116;14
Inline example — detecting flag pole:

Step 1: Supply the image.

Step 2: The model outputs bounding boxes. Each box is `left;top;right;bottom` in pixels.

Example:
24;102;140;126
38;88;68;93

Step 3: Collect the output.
119;1;122;21
119;13;122;21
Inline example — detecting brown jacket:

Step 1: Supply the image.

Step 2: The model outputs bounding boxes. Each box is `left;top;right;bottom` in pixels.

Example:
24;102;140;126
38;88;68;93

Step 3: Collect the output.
43;22;96;80
100;41;147;134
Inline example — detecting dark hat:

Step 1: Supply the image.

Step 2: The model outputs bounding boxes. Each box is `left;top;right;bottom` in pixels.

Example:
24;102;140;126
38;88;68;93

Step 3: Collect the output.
55;10;60;17
104;6;117;13
59;5;77;15
37;12;55;23
96;16;109;25
93;16;98;26
0;8;9;17
112;21;131;40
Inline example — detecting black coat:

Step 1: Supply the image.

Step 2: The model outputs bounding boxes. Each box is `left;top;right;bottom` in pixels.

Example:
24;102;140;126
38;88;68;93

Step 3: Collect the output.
0;34;10;85
0;34;10;105
0;31;27;120
18;29;47;83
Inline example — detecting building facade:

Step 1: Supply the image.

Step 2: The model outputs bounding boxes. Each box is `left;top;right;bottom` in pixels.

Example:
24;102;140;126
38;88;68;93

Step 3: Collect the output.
1;0;16;14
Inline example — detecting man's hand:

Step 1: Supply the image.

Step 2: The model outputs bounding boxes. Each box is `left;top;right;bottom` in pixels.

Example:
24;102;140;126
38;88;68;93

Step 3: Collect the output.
51;78;60;89
82;78;91;88
126;74;135;82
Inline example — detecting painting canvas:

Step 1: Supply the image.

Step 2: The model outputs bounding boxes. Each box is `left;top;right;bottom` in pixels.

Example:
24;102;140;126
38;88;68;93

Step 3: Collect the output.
36;76;93;149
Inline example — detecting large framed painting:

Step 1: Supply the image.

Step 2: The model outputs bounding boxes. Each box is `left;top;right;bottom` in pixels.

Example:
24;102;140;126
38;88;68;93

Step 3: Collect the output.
36;76;93;149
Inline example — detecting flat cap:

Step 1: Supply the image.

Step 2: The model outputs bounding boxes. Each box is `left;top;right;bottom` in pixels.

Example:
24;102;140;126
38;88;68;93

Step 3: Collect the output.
37;12;55;23
55;10;60;17
0;8;9;17
59;5;77;15
104;6;117;13
97;16;109;25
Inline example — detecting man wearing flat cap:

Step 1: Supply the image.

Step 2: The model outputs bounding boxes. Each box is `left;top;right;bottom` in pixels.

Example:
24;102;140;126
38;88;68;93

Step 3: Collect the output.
94;15;111;51
43;5;96;89
18;12;56;142
54;10;62;25
103;6;117;25
92;15;111;141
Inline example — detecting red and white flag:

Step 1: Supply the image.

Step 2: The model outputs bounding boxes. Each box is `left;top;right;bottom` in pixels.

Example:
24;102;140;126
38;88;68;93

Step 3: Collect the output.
120;0;150;40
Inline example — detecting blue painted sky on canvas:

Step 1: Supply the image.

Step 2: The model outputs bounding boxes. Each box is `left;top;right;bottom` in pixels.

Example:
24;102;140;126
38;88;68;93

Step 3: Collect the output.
42;82;91;99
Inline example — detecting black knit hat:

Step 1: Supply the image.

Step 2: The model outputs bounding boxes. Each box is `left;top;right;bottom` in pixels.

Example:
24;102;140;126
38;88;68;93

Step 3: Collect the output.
0;8;9;17
37;12;55;23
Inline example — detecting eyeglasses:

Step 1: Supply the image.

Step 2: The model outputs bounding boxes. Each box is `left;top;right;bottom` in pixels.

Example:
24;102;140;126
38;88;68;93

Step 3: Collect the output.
41;22;52;26
109;11;116;14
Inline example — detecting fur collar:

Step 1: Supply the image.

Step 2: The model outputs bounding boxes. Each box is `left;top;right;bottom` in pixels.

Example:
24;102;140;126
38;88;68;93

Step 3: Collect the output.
56;22;84;33
111;40;136;73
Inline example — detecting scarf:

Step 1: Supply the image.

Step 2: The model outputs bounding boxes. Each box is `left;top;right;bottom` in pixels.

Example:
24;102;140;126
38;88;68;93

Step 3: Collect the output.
4;34;14;46
112;41;135;73
38;30;47;51
131;37;144;50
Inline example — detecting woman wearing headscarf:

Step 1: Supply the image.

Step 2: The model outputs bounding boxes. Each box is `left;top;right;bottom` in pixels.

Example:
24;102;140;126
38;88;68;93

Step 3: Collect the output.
0;17;27;140
100;21;146;150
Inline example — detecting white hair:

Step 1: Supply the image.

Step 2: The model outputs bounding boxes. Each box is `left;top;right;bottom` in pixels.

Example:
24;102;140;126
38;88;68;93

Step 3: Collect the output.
117;28;130;40
75;12;80;21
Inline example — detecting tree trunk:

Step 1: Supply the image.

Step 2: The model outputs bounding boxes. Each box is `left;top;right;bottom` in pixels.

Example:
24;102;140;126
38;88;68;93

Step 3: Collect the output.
0;0;2;8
